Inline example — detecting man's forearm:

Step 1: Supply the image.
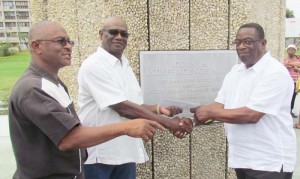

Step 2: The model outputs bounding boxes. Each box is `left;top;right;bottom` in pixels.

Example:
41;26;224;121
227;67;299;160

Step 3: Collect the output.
141;104;157;114
110;101;169;127
210;107;264;124
111;101;193;135
58;123;130;151
58;119;164;151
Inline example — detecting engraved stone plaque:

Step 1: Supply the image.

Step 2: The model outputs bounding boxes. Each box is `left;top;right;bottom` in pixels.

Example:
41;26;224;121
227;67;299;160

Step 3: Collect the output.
140;50;238;114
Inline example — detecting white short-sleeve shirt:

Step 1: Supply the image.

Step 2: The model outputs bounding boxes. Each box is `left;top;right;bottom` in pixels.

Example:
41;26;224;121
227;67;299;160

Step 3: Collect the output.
215;52;296;172
77;46;148;165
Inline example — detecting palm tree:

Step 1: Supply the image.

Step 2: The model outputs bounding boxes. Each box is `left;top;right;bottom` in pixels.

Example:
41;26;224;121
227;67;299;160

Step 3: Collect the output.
286;8;295;18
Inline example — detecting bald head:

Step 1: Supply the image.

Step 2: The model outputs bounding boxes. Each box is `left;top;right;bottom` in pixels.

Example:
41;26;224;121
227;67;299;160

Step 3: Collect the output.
100;16;129;59
28;21;62;44
102;16;128;30
28;20;72;76
28;21;67;49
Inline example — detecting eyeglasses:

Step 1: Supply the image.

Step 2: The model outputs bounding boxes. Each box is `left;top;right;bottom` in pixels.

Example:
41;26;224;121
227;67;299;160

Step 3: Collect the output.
101;29;130;38
232;39;260;46
37;38;75;47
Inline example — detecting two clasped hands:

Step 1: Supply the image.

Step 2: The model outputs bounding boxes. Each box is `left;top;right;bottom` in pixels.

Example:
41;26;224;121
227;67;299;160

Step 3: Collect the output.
158;104;214;139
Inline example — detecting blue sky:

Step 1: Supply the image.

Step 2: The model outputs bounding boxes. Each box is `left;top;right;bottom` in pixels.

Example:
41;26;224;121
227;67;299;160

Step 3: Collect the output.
287;0;300;18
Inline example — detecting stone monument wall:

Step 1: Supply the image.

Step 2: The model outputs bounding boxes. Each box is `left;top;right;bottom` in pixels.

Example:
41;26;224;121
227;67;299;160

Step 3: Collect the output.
31;0;285;178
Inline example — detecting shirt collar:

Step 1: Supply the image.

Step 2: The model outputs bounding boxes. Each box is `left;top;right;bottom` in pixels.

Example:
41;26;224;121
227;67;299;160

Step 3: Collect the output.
238;51;270;72
97;46;129;67
249;51;270;72
29;62;60;85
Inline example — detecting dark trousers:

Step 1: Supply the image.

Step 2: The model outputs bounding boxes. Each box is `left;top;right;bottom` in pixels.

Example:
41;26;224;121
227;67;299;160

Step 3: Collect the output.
84;163;136;179
291;82;296;111
235;168;293;179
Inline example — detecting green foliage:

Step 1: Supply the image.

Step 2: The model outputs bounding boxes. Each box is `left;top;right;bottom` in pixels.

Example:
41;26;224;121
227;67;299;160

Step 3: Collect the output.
0;43;13;56
0;42;12;49
18;32;28;41
18;32;29;48
286;8;295;18
0;52;30;105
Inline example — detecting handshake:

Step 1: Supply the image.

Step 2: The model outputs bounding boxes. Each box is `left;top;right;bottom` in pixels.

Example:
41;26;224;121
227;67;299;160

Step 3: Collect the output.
163;105;215;138
127;104;215;141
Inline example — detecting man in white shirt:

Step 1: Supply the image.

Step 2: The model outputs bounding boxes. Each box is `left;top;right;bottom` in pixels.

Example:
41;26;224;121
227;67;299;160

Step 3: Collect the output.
9;20;164;179
78;16;193;179
191;23;296;179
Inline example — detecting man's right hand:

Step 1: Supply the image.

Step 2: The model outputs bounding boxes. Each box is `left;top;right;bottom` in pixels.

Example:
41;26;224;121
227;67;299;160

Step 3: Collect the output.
167;117;193;138
125;119;165;142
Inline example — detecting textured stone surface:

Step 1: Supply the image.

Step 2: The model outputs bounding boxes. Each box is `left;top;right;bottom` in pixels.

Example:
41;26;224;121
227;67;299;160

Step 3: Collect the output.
153;131;190;179
230;0;286;60
192;123;227;179
149;0;190;50
30;1;47;22
249;0;286;60
136;141;153;179
190;0;229;50
31;1;285;178
148;1;190;178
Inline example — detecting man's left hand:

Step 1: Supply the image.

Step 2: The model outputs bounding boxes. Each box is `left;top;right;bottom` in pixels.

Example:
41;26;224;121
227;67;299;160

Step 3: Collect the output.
190;105;212;125
160;106;183;117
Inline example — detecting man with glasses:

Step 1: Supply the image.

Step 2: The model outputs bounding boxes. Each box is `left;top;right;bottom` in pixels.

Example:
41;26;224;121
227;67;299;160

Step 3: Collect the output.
9;20;164;179
191;23;296;179
77;16;193;179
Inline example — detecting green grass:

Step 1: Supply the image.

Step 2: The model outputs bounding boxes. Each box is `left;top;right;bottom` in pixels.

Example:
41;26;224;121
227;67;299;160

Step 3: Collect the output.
0;52;31;104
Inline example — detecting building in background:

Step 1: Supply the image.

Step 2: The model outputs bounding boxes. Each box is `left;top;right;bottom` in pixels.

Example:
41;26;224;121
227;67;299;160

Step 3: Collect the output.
0;0;31;49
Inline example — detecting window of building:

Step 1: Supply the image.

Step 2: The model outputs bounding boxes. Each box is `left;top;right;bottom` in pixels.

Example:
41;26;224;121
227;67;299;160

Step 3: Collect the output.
3;1;15;9
5;22;16;27
4;11;15;20
0;33;5;37
17;11;29;19
16;1;28;9
6;32;18;37
18;22;30;27
0;22;3;27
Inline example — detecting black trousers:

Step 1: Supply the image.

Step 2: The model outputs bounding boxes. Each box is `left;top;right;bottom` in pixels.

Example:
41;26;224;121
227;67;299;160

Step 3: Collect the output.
235;168;293;179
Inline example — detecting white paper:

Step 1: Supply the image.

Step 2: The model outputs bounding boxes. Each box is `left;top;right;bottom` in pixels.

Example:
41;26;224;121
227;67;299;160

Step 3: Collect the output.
160;99;200;111
160;99;222;124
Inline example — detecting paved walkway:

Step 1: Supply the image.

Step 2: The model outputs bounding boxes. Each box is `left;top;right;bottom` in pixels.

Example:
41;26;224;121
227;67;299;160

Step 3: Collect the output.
1;116;300;178
0;115;15;179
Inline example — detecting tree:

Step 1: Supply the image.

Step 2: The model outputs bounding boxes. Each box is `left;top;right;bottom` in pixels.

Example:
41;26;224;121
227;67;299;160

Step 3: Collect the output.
18;32;28;49
286;8;295;18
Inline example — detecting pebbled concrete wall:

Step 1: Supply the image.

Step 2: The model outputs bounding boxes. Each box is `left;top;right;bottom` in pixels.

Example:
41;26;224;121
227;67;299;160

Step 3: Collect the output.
31;0;285;178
